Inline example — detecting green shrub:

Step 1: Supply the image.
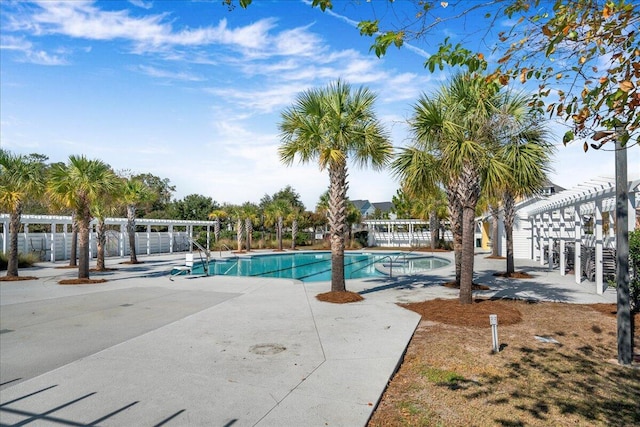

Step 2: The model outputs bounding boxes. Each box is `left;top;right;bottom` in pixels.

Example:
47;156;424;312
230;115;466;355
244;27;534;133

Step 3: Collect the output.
0;252;39;270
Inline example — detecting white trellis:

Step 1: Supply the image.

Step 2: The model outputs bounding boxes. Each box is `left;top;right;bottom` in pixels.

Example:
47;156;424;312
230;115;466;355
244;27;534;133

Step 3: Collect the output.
520;177;639;294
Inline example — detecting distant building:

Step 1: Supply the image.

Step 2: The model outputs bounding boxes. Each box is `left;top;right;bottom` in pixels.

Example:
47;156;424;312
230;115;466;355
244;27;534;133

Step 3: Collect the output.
351;200;395;219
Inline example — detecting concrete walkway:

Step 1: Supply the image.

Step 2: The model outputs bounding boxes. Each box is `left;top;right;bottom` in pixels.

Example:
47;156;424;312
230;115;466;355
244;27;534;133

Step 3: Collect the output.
0;252;616;426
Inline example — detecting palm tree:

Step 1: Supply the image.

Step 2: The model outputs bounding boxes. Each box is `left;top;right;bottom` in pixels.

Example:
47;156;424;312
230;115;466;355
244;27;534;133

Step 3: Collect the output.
264;199;291;251
394;73;509;304
208;209;228;245
92;182;123;271
121;178;155;264
288;206;304;250
491;93;553;274
48;156;119;279
0;150;46;277
240;202;259;252
279;80;393;292
345;201;362;247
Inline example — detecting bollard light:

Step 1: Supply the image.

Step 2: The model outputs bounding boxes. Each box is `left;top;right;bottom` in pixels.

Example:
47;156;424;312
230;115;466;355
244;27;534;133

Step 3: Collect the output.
489;314;499;353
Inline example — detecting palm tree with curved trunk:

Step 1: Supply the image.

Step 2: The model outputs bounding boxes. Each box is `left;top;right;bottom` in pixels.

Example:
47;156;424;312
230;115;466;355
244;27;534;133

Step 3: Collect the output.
48;156;119;280
279;80;393;292
395;73;510;304
121;178;155;264
0;150;46;278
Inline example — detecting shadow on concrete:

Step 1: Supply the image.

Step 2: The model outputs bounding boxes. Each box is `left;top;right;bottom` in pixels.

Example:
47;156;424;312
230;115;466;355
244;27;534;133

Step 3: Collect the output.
0;385;187;426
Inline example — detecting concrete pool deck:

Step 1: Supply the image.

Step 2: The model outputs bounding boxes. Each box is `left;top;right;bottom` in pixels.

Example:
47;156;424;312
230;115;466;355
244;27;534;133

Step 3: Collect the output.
0;251;616;426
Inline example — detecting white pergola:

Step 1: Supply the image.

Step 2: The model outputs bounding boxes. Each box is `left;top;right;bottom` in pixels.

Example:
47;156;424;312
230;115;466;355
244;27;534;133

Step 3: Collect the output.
520;177;639;294
0;214;216;262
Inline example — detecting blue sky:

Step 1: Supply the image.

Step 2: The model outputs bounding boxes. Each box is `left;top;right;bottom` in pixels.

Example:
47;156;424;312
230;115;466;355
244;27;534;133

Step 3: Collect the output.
1;0;638;210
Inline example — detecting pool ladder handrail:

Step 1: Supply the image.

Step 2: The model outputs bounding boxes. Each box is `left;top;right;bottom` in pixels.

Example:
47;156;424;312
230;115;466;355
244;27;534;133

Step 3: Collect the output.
348;249;424;279
188;237;211;276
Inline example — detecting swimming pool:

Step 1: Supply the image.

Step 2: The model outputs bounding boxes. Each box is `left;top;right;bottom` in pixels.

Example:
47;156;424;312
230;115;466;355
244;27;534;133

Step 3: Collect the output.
177;251;451;282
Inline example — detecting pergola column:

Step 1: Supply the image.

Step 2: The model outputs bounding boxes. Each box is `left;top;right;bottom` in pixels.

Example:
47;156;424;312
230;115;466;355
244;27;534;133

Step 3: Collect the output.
546;212;554;268
169;225;174;254
146;224;151;255
119;224;125;257
538;215;544;266
595;198;604;294
559;209;566;276
50;221;56;262
574;205;582;284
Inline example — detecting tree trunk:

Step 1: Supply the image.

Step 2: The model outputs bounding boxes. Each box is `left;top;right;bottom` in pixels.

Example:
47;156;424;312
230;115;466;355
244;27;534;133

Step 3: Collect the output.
127;204;138;263
69;212;78;267
291;219;298;250
236;218;243;252
430;208;438;250
460;206;476;304
214;218;220;243
458;163;481;304
446;183;463;286
77;207;91;279
328;161;347;292
503;192;516;274
6;205;22;277
245;218;252;252
96;219;107;271
277;216;283;251
490;204;500;257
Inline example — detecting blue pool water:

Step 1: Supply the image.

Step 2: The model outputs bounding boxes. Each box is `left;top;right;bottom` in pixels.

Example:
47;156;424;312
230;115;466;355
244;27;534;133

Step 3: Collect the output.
177;251;450;282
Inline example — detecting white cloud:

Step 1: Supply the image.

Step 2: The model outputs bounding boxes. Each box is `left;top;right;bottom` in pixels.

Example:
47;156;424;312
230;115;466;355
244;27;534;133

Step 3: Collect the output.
135;64;205;81
0;34;68;65
129;0;153;10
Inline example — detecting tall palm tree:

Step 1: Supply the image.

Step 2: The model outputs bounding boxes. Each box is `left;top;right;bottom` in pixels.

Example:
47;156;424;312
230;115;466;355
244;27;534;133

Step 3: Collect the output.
491;93;553;274
92;181;123;271
121;178;155;264
395;73;509;304
0;150;46;277
279;80;393;292
208;209;228;245
264;199;291;251
48;156;119;279
288;206;303;250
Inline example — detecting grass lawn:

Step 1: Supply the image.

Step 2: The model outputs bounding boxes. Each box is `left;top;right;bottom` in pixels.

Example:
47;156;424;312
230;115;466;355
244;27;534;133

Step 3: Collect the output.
368;299;640;427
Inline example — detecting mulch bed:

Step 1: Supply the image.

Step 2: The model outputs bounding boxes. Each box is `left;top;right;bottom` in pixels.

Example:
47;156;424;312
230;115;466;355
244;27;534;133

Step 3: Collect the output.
316;291;364;304
401;298;523;327
119;261;145;265
493;271;534;278
0;276;39;281
59;278;108;285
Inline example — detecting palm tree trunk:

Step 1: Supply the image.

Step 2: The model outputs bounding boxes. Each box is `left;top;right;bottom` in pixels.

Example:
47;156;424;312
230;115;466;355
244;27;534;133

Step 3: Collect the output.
277;216;283;251
6;205;22;277
503;192;516;274
77;207;91;279
328;162;347;292
69;212;78;267
245;218;252;252
446;185;463;286
430;208;438;250
291;219;298;250
458;164;481;305
96;219;107;271
236;218;243;252
460;206;476;304
214;218;220;243
127;204;138;263
490;204;500;257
